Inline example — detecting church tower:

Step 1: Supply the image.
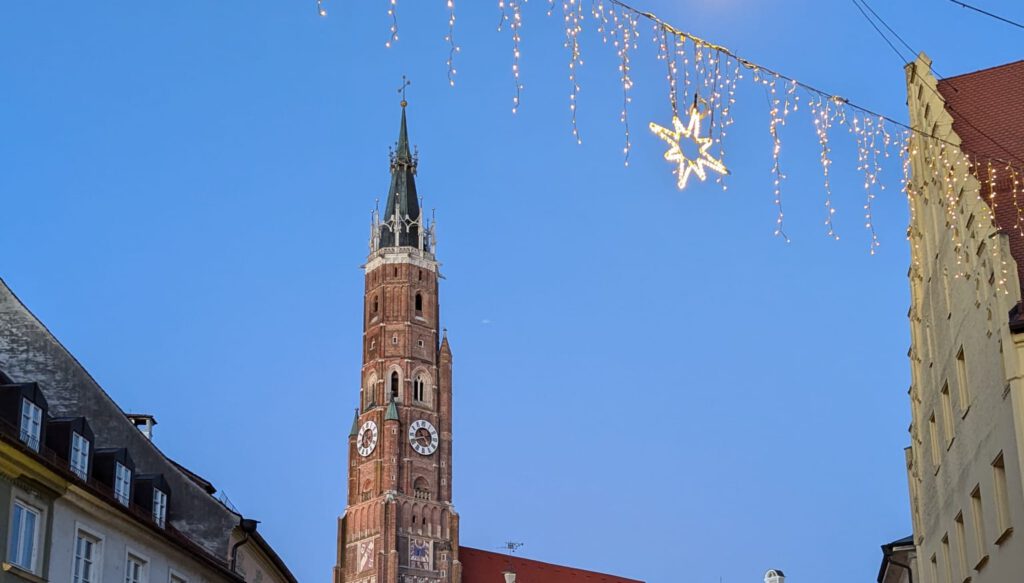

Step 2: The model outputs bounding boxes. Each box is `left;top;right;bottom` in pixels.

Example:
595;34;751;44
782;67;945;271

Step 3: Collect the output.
334;101;461;583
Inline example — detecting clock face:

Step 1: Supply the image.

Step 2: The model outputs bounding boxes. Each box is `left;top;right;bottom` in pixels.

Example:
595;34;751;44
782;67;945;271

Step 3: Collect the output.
408;419;439;456
357;420;379;457
357;538;374;573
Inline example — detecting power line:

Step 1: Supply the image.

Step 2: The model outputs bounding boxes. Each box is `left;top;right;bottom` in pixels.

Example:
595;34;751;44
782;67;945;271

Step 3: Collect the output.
857;0;920;61
851;0;1024;167
849;0;913;63
847;0;1022;165
949;0;1024;30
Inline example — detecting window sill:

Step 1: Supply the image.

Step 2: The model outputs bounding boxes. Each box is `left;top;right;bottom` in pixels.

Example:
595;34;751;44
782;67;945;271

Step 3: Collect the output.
995;526;1013;546
2;563;48;583
974;554;989;571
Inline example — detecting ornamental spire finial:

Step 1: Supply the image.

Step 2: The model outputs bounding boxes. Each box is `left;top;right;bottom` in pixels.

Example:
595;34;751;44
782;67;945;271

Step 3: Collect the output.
398;75;411;108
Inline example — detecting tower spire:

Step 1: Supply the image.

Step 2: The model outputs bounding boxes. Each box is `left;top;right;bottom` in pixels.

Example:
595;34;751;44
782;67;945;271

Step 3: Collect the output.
376;91;427;251
395;100;411;161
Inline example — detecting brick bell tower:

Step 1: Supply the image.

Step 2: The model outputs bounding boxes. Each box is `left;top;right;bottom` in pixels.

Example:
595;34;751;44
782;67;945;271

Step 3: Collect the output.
334;100;460;583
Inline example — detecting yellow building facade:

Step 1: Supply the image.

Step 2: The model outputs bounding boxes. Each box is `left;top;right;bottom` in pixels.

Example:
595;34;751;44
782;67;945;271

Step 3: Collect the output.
903;54;1024;583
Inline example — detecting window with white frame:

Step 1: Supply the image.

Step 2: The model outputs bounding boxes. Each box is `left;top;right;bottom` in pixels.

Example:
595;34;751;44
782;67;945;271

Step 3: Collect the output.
71;432;90;480
19;398;42;451
125;554;146;583
152;489;167;528
7;501;40;572
114;463;132;506
169;572;188;583
74;530;100;583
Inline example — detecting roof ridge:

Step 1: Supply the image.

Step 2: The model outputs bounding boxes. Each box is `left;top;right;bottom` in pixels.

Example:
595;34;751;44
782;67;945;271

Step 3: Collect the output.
459;546;644;583
0;277;223;509
938;59;1024;83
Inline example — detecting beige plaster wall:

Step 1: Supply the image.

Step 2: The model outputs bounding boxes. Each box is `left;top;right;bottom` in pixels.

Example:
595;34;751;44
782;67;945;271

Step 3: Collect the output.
904;54;1024;583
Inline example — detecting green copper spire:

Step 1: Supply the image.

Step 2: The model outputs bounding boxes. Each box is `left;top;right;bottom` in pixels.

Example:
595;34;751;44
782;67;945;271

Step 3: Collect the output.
380;101;422;247
349;408;360;438
385;397;399;422
395;103;411;161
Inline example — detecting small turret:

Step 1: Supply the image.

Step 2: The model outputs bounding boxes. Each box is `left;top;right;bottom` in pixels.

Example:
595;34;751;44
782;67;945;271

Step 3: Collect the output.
348;408;360;439
384;397;399;422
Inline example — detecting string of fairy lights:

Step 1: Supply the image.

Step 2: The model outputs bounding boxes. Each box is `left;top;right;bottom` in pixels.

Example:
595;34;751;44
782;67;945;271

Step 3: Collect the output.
315;0;1024;267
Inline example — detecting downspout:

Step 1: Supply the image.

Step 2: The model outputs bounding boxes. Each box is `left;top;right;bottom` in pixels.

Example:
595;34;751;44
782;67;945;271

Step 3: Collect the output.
889;558;913;583
231;518;261;574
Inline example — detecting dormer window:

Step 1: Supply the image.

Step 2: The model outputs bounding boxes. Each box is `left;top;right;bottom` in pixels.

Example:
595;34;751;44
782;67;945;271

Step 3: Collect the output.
114;462;132;506
132;474;170;528
153;488;168;527
46;416;94;483
19;398;42;452
70;431;90;480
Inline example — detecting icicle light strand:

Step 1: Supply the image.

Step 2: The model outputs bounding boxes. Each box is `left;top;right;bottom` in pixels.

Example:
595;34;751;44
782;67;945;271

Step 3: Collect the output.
497;0;525;113
564;0;584;143
386;0;399;48
314;0;1024;254
445;0;459;86
610;6;637;165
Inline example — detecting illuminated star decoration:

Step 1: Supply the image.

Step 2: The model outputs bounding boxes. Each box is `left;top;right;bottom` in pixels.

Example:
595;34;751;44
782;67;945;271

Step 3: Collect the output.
649;103;728;190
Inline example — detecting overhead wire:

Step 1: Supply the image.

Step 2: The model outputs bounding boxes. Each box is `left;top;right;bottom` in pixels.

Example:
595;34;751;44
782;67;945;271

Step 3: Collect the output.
948;0;1024;30
856;0;920;61
606;0;1024;172
848;0;1024;167
849;0;913;64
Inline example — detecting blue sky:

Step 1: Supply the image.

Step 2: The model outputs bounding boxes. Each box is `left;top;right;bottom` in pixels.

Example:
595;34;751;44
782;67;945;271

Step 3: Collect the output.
1;1;1021;582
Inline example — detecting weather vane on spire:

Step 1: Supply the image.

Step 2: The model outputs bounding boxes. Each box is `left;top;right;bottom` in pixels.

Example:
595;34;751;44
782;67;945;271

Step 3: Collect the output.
398;75;411;108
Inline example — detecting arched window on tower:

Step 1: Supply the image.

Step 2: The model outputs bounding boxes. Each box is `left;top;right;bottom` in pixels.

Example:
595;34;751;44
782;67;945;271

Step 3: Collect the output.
414;477;431;500
372;296;379;314
413;375;425;402
391;372;400;401
415;293;423;313
363;374;376;410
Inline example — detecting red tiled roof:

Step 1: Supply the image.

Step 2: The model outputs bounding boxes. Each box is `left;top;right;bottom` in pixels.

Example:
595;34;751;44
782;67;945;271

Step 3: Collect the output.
936;61;1024;296
937;60;1024;163
459;547;643;583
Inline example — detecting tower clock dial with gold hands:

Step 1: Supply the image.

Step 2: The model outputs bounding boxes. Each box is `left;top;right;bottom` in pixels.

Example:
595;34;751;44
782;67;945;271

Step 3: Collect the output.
408;419;439;455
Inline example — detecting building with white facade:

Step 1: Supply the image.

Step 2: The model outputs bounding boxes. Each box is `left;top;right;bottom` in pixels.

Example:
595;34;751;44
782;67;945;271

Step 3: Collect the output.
0;276;296;583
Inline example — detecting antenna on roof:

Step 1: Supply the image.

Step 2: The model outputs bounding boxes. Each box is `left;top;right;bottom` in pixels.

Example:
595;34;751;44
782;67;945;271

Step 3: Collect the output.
500;542;523;583
503;541;523;553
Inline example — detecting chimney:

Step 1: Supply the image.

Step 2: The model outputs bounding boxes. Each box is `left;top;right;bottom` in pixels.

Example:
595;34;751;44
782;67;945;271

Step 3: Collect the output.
764;569;785;583
126;413;157;440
